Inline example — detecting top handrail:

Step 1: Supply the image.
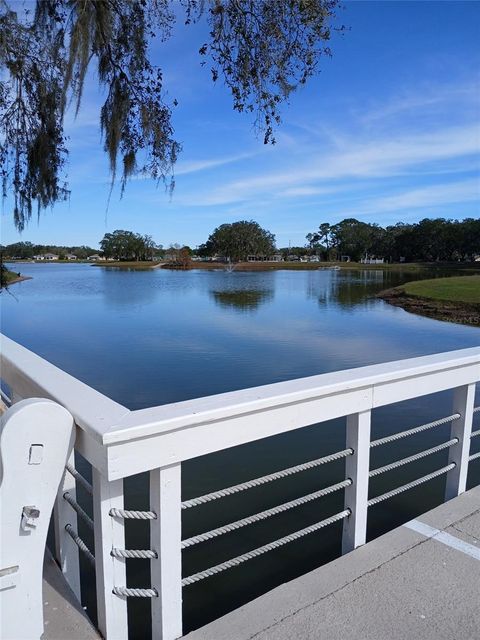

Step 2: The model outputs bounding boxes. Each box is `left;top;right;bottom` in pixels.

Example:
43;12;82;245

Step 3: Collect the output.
1;332;479;454
106;345;480;444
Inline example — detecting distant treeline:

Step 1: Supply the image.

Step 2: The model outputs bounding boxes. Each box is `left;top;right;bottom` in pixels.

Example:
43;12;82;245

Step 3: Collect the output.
3;217;479;264
1;241;97;259
305;218;480;262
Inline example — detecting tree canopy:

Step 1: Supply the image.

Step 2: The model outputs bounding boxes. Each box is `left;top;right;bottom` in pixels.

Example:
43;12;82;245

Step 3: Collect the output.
201;220;276;261
0;0;340;230
100;229;157;261
306;217;480;262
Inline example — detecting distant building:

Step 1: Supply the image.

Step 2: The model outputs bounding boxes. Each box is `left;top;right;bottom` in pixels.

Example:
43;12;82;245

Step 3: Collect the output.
34;253;59;261
270;254;283;262
65;254;77;260
360;257;385;264
87;254;105;261
309;255;320;262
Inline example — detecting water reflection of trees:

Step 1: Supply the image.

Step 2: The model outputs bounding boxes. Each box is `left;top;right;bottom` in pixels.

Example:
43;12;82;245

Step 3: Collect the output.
211;288;273;312
309;271;387;308
309;269;447;308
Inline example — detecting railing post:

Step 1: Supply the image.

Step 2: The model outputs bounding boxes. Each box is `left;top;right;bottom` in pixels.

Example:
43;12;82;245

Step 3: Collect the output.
342;410;371;554
92;469;128;639
150;464;182;640
445;383;476;500
53;451;81;601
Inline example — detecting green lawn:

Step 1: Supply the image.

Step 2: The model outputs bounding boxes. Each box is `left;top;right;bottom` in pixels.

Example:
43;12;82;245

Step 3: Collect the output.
402;276;480;304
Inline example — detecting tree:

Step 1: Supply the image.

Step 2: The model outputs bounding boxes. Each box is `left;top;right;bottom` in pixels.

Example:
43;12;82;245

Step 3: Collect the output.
0;1;341;230
205;220;276;262
100;229;157;261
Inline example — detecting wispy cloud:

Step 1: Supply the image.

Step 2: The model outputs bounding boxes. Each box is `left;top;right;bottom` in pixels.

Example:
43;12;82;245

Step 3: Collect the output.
176;121;479;207
174;151;259;176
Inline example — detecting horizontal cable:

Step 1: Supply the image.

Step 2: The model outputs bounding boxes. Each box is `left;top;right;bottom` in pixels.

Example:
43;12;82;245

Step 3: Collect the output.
111;548;157;559
109;508;157;520
368;463;455;507
370;413;460;449
65;524;95;566
471;429;480;439
469;451;480;462
63;492;94;529
66;463;93;495
182;448;353;510
182;479;352;549
113;586;158;598
369;439;458;478
182;509;350;586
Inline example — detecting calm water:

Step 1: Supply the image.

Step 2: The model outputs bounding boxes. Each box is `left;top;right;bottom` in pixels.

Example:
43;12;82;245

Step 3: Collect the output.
2;263;480;635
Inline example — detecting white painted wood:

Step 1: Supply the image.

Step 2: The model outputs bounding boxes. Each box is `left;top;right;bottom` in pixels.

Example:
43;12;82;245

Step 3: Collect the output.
92;469;128;639
150;464;182;640
53;450;81;601
342;411;371;554
445;384;476;500
106;388;372;479
0;399;74;639
106;348;480;444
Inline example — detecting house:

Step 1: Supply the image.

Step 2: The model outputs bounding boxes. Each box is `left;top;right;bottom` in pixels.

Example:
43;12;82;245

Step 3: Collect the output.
270;254;283;262
309;255;320;262
87;254;105;261
65;254;77;261
247;255;269;262
360;257;384;264
34;253;59;261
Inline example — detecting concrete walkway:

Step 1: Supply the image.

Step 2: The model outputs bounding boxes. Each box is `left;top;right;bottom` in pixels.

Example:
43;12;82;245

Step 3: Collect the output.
42;550;100;640
185;485;480;640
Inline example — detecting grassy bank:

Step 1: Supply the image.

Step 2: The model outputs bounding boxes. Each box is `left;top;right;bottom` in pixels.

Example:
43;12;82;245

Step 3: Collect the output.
379;275;480;326
0;266;31;288
92;261;163;269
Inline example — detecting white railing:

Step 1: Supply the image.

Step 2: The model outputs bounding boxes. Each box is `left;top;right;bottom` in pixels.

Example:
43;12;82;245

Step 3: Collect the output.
1;333;479;640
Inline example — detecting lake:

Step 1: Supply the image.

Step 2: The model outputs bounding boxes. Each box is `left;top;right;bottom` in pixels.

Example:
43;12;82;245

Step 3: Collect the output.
2;262;480;635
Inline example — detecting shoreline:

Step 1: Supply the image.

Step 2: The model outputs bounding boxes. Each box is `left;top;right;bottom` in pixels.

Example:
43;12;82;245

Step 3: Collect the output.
1;274;32;287
378;287;480;327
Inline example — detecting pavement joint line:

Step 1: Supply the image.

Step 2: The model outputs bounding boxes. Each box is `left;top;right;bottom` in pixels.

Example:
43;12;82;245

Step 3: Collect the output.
404;519;480;561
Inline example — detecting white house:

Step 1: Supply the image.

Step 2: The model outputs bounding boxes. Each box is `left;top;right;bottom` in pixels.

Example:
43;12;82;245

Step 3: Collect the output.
34;253;59;261
87;254;105;261
65;254;77;260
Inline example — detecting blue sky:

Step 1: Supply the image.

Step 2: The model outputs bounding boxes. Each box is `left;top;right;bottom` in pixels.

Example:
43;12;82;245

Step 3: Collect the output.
2;0;479;249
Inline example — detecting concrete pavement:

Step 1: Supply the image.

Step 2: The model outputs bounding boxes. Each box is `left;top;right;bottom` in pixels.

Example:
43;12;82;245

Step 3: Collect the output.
185;485;480;640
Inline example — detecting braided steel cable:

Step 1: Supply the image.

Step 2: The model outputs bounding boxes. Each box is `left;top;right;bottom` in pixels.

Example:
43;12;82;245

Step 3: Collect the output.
109;508;157;520
182;479;352;549
471;429;480;439
65;463;93;495
469;451;480;462
63;492;94;529
473;406;480;414
370;413;460;448
368;463;455;507
111;548;157;559
369;439;458;478
65;524;95;566
182;509;350;586
182;448;353;510
113;587;158;598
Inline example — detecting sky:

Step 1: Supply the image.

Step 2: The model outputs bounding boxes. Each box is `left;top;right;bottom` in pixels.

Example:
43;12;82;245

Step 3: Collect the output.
1;0;479;250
